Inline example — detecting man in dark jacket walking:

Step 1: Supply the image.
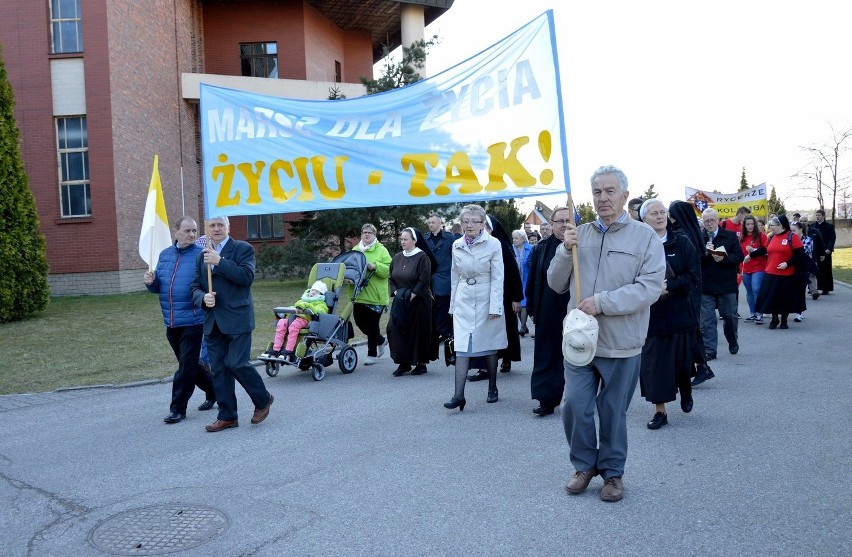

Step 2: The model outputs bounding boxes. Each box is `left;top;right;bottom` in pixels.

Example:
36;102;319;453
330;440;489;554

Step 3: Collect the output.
425;213;456;361
144;216;216;424
525;206;571;415
698;208;744;364
191;216;273;432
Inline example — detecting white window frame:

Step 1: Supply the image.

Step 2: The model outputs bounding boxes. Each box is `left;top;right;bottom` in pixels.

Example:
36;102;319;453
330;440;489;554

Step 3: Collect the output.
56;116;91;218
50;0;83;54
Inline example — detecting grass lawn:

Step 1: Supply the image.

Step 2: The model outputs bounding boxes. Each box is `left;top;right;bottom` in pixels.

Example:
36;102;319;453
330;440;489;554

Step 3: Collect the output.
0;278;377;394
831;246;852;284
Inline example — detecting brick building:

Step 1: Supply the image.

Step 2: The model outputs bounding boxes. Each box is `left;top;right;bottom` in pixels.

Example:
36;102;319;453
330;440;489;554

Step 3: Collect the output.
1;0;453;295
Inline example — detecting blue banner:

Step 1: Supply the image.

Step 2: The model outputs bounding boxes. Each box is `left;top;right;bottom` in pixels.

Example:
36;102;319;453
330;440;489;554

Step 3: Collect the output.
200;11;569;217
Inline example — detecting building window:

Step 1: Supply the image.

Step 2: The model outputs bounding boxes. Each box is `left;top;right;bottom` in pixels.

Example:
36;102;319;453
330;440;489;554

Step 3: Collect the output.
247;214;285;239
240;43;278;78
334;60;342;83
56;116;91;217
50;0;83;54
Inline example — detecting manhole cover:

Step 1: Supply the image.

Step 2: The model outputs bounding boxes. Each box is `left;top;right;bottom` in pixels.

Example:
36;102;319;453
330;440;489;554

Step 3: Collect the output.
89;504;229;555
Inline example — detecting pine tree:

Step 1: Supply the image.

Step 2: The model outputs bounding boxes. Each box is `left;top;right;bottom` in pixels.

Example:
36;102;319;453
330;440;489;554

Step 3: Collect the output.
575;202;597;224
767;186;787;215
739;167;749;191
0;46;50;322
360;37;437;94
642;184;658;199
482;199;524;232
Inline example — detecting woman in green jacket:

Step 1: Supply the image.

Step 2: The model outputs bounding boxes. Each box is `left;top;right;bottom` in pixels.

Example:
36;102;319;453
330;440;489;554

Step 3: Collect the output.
352;223;392;364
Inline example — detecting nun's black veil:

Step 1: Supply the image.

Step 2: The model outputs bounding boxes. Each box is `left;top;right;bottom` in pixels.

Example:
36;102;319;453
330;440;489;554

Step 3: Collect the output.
485;214;512;246
668;201;705;254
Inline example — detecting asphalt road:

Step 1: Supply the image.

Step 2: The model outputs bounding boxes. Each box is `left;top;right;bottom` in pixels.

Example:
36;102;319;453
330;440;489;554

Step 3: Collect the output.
1;284;850;556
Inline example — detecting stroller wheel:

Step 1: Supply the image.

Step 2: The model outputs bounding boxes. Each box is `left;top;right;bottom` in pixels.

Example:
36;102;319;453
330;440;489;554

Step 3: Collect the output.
338;346;357;374
265;361;279;377
311;364;325;381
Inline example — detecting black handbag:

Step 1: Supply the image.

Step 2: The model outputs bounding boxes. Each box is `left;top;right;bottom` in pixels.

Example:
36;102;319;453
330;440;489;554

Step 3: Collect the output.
444;337;456;367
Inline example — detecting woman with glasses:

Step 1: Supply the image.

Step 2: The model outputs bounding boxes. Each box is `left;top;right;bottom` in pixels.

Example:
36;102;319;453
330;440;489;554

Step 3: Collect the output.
790;221;820;322
352;223;392;364
751;215;806;329
467;215;523;379
444;205;507;410
639;199;700;429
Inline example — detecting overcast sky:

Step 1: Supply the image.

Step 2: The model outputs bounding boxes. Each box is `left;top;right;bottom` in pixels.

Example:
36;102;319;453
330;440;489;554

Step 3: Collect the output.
423;0;851;212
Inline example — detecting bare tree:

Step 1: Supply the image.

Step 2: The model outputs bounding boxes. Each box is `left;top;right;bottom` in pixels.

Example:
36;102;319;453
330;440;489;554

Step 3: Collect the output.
792;161;826;209
798;123;852;222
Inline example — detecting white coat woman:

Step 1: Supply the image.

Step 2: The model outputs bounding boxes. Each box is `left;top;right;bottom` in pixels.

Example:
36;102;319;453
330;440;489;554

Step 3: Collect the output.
444;204;507;411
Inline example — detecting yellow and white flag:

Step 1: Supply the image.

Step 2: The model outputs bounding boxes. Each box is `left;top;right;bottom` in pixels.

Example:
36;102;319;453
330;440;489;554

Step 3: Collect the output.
138;155;172;270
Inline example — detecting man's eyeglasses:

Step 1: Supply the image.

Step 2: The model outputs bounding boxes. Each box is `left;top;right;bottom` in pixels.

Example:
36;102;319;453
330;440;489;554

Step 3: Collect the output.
550;219;572;226
461;220;483;225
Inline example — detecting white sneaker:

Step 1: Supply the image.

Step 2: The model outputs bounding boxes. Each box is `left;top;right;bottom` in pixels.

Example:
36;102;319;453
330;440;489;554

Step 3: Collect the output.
794;313;804;322
364;356;376;365
377;339;388;358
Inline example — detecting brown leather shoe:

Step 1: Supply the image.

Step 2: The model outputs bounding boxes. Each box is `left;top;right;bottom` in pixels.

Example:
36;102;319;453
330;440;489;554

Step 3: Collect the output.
205;419;238;432
564;467;598;494
600;477;624;502
251;393;274;424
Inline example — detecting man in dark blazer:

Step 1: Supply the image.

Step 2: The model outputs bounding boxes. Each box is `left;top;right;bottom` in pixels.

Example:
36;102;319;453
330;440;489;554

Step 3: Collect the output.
191;216;273;432
698;208;744;363
525;207;571;416
424;213;456;358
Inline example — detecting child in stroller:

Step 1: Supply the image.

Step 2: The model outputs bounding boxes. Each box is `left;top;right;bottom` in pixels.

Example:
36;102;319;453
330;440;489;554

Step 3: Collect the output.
261;280;329;362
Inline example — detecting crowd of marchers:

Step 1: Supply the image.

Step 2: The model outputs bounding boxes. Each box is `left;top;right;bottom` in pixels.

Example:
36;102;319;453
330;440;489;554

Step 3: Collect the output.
142;165;839;504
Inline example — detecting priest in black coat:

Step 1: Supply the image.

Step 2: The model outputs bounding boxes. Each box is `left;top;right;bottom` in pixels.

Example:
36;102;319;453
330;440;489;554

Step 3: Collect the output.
810;209;836;294
525;207;572;415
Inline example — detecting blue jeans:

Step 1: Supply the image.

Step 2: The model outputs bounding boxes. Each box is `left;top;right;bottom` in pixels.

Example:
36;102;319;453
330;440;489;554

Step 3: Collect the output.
742;271;765;316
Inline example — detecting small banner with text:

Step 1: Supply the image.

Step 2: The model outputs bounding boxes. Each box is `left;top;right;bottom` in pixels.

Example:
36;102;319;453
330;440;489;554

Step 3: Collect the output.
685;183;768;220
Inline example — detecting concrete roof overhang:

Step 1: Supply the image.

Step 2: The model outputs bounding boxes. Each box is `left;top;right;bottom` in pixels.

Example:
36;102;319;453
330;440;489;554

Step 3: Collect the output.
305;0;455;61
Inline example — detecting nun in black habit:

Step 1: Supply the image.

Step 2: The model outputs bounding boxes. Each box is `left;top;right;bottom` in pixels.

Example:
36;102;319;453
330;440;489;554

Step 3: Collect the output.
387;226;440;375
466;214;524;381
524;208;571;415
668;200;712;382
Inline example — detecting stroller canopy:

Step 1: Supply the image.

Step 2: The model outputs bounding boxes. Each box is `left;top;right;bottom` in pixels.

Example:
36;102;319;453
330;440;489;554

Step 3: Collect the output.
331;251;370;290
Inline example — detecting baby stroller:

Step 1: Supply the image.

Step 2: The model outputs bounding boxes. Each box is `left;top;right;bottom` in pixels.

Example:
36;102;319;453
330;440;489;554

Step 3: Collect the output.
257;251;373;381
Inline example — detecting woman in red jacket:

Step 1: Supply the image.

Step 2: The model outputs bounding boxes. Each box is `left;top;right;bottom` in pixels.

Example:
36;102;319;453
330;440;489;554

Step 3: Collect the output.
740;215;769;324
750;215;807;329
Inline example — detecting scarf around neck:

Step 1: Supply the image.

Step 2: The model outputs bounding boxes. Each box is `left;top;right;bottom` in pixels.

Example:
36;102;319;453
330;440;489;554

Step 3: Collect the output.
464;231;484;245
358;238;377;251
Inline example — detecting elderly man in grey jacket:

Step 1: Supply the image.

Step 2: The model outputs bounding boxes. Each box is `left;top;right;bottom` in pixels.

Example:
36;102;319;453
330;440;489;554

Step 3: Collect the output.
548;166;665;502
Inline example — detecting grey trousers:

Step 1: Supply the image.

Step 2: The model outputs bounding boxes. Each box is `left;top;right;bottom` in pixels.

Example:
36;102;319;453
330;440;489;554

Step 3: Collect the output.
562;355;641;480
701;293;737;356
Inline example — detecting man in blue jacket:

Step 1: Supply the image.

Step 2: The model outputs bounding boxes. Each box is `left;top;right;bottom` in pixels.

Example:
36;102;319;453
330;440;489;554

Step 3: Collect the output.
425;213;456;361
144;216;216;424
